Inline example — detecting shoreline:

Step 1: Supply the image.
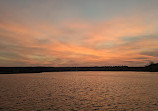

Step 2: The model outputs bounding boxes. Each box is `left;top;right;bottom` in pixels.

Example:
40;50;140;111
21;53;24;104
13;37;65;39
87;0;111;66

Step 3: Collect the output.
0;64;158;74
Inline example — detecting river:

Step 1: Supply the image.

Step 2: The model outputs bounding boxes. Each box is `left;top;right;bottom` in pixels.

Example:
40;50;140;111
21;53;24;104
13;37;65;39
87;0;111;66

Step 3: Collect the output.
0;71;158;111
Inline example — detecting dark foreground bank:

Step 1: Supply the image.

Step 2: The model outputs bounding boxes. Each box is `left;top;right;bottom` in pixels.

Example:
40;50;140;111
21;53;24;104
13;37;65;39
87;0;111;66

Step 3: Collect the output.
0;63;158;74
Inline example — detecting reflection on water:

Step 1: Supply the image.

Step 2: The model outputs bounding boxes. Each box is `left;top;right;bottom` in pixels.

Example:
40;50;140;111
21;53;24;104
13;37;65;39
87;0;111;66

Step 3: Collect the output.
0;71;158;111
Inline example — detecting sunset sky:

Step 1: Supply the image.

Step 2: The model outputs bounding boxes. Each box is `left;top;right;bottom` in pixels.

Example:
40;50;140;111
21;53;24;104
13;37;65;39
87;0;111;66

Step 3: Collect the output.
0;0;158;67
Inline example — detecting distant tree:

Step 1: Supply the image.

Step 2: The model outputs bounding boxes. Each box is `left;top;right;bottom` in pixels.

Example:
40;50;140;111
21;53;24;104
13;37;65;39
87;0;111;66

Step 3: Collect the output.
149;61;154;65
146;61;154;67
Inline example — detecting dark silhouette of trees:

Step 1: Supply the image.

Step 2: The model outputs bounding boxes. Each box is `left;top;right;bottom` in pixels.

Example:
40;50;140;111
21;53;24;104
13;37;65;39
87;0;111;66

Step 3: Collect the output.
0;63;158;74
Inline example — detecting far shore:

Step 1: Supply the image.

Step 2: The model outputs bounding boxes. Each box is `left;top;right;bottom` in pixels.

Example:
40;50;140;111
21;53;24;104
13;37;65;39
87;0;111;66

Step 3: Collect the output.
0;63;158;74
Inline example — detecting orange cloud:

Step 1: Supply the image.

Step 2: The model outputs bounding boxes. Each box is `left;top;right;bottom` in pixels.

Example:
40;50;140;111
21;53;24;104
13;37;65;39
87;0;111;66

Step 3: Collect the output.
0;16;158;67
84;18;148;45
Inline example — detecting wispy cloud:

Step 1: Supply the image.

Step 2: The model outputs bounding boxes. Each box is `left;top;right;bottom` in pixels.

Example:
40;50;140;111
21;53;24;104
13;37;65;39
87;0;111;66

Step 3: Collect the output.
0;0;158;66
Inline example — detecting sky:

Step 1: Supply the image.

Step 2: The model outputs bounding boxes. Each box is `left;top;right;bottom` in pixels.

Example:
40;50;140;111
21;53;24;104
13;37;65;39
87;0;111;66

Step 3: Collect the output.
0;0;158;67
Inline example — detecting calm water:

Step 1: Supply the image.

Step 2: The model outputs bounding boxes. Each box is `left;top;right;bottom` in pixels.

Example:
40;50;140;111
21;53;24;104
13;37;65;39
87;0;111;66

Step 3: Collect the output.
0;71;158;111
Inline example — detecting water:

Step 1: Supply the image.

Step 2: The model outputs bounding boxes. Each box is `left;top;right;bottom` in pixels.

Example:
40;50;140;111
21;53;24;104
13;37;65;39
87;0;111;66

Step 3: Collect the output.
0;71;158;111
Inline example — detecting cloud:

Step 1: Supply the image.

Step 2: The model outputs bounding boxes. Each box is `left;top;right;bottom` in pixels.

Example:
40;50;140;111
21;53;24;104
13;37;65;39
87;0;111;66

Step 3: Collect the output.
134;57;149;60
0;9;158;66
141;49;158;57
